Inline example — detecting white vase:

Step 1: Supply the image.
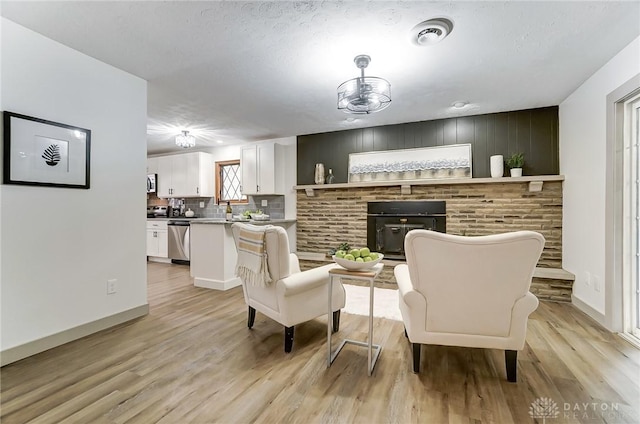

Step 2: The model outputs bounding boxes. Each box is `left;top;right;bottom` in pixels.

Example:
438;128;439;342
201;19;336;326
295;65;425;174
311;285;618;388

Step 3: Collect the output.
490;155;504;178
510;168;523;177
314;163;325;184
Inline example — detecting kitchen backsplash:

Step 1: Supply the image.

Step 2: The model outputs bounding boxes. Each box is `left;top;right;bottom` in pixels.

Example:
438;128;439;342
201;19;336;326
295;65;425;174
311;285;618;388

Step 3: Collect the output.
147;191;168;206
182;195;285;219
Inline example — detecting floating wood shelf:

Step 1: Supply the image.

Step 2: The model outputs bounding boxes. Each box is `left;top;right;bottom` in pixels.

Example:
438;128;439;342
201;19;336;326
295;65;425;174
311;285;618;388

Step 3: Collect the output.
294;175;565;196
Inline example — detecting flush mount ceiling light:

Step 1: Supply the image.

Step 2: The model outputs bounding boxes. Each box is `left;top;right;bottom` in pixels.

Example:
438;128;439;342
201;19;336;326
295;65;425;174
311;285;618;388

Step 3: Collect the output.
410;18;454;46
452;101;468;109
337;55;391;115
175;130;195;148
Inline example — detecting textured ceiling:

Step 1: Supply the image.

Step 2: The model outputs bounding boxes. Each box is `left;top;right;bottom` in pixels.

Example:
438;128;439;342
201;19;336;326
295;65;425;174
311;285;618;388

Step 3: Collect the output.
2;1;639;154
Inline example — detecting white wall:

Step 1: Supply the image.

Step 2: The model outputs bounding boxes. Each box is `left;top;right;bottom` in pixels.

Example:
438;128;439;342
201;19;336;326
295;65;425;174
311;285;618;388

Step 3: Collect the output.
1;19;148;353
560;36;640;316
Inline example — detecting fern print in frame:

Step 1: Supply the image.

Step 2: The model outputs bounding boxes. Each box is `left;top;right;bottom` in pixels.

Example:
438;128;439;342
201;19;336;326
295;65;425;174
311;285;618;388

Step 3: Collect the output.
42;144;62;166
3;111;90;189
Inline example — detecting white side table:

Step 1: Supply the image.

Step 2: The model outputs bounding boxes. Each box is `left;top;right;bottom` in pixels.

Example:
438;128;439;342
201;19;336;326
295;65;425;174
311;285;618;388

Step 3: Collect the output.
327;263;384;376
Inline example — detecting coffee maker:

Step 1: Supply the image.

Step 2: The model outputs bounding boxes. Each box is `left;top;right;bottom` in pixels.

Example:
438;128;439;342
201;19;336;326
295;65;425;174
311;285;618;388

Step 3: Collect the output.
168;198;185;217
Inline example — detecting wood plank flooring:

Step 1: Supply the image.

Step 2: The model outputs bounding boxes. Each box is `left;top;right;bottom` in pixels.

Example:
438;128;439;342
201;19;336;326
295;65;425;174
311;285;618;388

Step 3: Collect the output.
1;262;639;423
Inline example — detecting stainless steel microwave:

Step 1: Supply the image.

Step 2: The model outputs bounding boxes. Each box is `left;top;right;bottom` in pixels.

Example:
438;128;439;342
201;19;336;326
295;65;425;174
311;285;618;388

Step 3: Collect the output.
147;174;157;193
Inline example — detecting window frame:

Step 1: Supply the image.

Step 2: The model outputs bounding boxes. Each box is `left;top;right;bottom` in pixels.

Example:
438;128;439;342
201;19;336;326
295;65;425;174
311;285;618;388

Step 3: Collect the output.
215;159;247;205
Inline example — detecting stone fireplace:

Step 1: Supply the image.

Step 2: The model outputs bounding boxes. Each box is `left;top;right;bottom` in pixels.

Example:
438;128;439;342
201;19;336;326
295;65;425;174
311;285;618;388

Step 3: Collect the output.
295;178;571;301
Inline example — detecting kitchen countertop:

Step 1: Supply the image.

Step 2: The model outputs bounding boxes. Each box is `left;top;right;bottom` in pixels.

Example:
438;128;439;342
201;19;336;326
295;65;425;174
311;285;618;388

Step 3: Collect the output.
190;219;296;225
147;217;296;225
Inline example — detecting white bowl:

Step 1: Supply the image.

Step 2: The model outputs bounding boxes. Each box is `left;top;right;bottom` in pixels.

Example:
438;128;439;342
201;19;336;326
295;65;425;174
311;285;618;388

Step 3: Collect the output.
332;253;384;271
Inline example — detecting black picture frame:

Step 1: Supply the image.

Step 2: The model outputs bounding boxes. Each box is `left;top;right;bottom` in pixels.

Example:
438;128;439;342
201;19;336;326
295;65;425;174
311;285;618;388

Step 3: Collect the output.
3;111;91;189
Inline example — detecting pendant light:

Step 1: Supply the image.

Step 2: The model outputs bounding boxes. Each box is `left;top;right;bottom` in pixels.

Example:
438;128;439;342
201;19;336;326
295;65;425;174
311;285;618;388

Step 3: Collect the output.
175;130;195;148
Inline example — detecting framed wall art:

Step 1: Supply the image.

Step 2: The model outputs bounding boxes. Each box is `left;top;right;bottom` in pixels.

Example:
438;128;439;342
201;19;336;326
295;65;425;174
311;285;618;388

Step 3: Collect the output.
348;144;472;183
3;111;91;189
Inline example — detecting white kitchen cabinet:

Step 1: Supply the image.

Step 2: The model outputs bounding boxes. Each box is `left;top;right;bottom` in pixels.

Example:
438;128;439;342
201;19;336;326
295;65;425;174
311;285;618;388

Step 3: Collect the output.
146;220;168;257
241;143;284;195
156;155;173;198
156;152;214;198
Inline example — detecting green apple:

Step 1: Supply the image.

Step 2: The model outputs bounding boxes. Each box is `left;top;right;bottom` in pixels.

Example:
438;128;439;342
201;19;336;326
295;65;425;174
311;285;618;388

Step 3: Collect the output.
349;249;361;258
363;256;372;262
369;252;379;260
344;254;355;261
359;247;370;257
355;257;364;262
335;250;346;258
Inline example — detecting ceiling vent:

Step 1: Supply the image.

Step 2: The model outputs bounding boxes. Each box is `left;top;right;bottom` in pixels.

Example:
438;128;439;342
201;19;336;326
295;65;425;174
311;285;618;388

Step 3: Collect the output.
410;18;454;46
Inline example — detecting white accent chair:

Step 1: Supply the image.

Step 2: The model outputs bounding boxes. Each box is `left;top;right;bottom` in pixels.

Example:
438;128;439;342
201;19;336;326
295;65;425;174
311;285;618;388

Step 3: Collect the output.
231;223;345;353
394;230;544;382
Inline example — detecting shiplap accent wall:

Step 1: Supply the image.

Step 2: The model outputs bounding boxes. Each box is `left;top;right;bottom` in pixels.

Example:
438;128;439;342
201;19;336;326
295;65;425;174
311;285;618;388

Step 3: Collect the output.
297;106;558;184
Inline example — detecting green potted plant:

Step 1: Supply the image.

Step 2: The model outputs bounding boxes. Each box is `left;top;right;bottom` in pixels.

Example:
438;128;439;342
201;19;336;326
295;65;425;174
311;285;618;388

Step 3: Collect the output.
506;153;524;177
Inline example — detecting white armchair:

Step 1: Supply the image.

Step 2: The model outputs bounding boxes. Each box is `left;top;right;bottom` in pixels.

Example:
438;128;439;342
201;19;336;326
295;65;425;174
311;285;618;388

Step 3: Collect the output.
231;223;345;352
394;230;544;382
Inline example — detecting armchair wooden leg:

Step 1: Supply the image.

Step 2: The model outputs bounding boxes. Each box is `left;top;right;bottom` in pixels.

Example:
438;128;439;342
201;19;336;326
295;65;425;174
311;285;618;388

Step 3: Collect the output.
247;307;256;329
284;326;294;353
505;350;517;382
332;310;341;333
412;343;421;373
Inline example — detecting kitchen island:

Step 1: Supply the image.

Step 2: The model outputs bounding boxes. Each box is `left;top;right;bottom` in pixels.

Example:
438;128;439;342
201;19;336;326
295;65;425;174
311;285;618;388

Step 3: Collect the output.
189;219;296;290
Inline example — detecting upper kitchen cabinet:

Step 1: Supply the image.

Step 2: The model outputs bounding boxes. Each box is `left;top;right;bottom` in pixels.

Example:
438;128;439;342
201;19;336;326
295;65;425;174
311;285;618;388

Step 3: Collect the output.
156;152;214;198
241;143;284;195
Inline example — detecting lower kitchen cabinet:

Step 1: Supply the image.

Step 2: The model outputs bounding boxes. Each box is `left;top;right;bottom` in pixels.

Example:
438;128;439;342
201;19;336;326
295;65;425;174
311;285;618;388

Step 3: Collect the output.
147;220;168;258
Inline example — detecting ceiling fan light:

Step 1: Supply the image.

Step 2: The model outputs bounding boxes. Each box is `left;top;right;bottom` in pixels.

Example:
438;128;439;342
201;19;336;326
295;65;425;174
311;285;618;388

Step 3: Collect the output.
337;55;391;115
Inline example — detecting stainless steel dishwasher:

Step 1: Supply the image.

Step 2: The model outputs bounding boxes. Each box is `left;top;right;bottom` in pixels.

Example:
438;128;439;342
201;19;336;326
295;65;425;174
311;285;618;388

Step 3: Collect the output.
167;220;190;262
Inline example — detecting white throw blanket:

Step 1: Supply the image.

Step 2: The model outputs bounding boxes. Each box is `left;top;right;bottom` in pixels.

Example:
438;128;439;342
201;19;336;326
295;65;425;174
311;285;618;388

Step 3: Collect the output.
235;226;272;287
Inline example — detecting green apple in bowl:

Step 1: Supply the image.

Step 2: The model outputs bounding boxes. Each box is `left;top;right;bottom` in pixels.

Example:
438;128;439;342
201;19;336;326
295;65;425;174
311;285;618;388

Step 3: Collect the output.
349;249;361;258
335;250;346;258
333;252;384;270
359;247;370;257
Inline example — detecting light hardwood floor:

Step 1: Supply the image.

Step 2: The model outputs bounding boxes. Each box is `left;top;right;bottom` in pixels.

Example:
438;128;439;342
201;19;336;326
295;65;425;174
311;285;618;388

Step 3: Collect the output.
1;262;639;423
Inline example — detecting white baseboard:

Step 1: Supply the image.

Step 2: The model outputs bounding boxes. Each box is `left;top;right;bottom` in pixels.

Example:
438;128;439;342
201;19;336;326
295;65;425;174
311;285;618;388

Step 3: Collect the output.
194;276;242;291
0;304;149;367
147;257;172;263
571;294;607;328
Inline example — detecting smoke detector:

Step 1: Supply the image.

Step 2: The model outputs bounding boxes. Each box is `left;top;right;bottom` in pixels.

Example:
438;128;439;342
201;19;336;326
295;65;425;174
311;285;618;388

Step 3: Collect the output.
410;18;454;46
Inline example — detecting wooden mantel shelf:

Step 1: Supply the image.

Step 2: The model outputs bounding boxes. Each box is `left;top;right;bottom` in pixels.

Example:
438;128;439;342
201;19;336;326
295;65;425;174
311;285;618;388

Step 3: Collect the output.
294;175;565;196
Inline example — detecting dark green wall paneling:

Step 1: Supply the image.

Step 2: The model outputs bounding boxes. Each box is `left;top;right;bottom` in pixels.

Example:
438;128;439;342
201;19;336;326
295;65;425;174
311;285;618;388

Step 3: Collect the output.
296;106;559;184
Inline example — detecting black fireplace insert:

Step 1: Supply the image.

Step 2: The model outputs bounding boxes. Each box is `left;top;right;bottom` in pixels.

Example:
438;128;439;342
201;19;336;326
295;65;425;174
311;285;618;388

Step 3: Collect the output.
367;201;446;260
